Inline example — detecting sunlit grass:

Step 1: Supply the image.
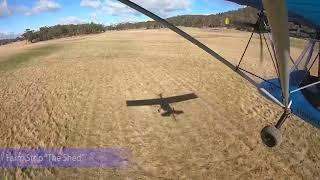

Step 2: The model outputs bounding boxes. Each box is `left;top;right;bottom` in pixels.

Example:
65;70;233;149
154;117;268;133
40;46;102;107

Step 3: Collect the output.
290;37;307;48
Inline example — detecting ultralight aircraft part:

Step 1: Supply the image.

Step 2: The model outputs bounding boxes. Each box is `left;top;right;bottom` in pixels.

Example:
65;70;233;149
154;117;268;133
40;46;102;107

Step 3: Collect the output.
117;0;258;87
263;0;290;108
261;125;282;147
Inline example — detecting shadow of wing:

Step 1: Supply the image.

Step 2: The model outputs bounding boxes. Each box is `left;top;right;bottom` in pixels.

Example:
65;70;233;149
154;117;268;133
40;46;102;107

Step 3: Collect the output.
127;93;198;106
164;93;198;104
161;111;172;117
173;110;184;115
126;98;162;106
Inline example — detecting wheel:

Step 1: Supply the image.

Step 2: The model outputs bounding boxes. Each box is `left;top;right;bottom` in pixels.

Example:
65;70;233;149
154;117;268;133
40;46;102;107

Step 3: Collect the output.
261;125;282;147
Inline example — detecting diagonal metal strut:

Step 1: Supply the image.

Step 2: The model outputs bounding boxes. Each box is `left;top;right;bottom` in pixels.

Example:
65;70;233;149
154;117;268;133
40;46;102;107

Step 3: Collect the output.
117;0;258;87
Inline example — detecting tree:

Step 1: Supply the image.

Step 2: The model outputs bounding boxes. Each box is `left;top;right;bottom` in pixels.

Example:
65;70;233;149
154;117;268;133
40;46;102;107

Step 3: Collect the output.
23;23;106;44
23;29;34;43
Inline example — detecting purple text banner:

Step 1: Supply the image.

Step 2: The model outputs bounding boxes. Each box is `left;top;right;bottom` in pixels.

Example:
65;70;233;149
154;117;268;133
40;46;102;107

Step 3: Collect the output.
0;148;129;168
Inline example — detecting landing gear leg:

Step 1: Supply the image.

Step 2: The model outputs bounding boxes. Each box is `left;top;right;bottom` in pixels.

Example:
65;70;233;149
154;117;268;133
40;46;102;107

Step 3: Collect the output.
171;108;177;121
261;109;291;147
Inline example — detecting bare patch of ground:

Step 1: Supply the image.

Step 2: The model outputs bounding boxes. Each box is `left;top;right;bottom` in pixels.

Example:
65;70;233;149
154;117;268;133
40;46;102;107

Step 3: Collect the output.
0;28;319;179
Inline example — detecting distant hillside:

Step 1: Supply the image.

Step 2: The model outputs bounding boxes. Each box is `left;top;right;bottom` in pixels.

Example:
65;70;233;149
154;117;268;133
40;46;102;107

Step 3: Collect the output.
0;23;105;46
107;7;315;38
1;7;316;46
23;23;105;43
166;7;258;30
0;37;24;46
106;7;258;30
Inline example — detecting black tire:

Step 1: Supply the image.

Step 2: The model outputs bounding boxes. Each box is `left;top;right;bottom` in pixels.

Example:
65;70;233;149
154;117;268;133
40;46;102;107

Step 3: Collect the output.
261;125;282;147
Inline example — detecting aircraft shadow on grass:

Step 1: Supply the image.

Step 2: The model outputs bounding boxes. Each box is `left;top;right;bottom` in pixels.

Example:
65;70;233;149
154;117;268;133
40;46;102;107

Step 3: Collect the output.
126;93;198;120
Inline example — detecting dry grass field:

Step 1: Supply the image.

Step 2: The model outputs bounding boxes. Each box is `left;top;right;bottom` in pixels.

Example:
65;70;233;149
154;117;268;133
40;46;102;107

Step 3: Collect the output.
0;28;319;179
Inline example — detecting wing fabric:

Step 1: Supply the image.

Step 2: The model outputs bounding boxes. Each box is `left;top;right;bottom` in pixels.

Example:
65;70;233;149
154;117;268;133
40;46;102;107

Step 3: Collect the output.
262;0;290;108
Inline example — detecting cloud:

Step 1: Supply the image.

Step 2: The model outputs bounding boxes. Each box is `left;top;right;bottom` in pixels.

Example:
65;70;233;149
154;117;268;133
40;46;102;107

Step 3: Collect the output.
138;0;191;15
101;1;137;16
80;0;102;9
80;0;191;17
26;0;61;16
0;0;10;17
58;16;87;25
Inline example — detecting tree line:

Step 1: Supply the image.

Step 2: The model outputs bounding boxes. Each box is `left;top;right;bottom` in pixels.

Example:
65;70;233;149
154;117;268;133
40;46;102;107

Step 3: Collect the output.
106;7;315;38
0;37;24;46
106;7;259;31
23;23;105;43
1;7;316;46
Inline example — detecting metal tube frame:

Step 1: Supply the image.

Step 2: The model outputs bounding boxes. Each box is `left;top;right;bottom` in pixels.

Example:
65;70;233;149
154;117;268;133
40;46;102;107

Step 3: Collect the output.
117;0;320;133
117;0;258;87
237;31;255;68
236;11;282;90
275;31;320;129
275;108;291;129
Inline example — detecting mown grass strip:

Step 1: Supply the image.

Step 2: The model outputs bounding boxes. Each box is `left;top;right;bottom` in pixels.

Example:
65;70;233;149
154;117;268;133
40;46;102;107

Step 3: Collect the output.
0;45;61;72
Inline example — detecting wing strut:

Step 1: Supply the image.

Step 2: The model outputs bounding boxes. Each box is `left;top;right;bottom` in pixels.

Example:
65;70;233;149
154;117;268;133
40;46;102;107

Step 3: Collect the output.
262;0;290;108
260;0;293;148
117;0;258;87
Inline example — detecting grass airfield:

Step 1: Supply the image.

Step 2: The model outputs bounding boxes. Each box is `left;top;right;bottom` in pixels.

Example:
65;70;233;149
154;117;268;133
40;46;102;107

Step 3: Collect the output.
0;28;319;179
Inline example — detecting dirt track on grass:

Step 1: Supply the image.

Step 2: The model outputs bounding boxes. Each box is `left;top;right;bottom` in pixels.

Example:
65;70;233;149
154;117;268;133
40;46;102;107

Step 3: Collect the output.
0;28;319;179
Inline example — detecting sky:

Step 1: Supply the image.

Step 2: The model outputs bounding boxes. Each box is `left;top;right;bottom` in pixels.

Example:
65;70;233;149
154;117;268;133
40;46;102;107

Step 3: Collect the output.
0;0;241;38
